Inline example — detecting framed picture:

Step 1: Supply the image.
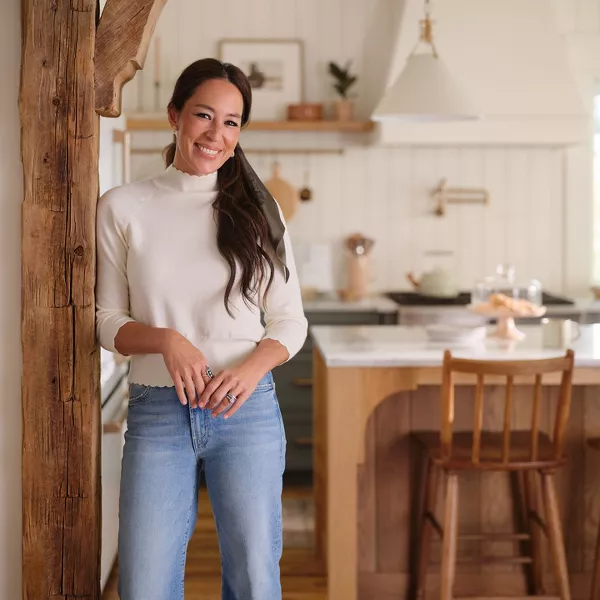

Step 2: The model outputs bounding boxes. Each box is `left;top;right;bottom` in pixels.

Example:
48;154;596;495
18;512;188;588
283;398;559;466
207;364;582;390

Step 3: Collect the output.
218;38;304;121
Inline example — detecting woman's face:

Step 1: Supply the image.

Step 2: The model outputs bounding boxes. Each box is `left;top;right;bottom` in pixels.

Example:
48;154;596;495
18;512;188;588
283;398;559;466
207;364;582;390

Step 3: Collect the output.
168;78;244;176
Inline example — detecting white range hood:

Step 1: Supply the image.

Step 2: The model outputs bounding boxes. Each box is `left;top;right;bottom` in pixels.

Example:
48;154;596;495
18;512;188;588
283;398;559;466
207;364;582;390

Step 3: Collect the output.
373;0;590;146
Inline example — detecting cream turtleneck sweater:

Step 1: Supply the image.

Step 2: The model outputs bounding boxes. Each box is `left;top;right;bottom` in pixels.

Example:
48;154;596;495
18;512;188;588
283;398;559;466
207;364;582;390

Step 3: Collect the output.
95;165;308;387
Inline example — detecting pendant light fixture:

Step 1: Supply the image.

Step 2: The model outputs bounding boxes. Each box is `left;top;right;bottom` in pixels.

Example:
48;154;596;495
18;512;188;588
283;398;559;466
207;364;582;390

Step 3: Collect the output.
372;0;479;122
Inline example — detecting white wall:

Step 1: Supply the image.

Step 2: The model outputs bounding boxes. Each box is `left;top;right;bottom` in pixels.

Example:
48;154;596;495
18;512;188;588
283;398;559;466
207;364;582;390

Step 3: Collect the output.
124;0;600;297
555;0;600;32
99;115;126;195
0;0;22;597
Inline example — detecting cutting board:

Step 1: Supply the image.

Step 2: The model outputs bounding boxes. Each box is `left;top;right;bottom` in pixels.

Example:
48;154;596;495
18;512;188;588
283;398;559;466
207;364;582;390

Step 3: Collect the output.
265;161;299;221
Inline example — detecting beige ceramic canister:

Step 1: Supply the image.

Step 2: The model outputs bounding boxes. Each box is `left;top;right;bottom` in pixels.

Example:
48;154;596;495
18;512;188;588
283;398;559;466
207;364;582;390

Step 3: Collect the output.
344;233;374;301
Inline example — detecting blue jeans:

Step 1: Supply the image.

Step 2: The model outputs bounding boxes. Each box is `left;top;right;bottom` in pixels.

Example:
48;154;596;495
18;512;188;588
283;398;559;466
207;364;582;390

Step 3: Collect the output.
117;372;286;600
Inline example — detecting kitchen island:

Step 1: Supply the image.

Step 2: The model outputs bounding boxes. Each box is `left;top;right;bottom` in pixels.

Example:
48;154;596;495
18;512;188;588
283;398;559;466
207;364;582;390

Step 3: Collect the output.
311;324;600;600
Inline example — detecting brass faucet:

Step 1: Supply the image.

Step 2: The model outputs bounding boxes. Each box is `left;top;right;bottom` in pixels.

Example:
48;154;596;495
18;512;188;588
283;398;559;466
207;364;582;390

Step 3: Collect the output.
432;178;490;217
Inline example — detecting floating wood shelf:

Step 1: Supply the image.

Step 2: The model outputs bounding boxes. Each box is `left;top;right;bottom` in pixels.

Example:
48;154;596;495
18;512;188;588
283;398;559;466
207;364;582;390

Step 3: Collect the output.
126;114;375;133
245;120;374;132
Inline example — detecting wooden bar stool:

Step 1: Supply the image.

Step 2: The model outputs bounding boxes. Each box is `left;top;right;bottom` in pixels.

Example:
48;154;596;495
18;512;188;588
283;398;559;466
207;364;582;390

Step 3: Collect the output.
588;438;600;600
413;349;575;600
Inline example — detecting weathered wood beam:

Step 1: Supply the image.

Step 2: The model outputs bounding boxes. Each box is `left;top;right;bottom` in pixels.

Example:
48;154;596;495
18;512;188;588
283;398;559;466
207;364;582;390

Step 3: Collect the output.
20;0;101;598
95;0;167;117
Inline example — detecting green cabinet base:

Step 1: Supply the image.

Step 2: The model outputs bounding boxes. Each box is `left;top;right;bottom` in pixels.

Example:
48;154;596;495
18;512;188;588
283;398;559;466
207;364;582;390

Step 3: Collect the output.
273;307;397;471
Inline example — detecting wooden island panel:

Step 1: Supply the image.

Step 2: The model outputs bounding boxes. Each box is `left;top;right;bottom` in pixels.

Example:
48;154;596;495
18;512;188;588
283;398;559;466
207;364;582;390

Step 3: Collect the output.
313;349;600;600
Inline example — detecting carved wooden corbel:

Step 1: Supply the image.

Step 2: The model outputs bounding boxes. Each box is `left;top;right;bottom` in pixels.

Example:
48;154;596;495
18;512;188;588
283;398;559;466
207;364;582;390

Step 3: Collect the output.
95;0;167;117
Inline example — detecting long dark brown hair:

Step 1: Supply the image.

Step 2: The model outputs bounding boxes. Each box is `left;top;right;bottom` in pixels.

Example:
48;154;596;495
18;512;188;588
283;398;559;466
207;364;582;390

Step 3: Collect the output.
164;58;275;316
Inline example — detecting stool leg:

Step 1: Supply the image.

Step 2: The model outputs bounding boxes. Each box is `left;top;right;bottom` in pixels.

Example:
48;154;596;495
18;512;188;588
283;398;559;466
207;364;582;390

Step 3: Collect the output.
524;470;545;594
415;458;440;600
542;472;571;600
440;473;459;600
590;511;600;600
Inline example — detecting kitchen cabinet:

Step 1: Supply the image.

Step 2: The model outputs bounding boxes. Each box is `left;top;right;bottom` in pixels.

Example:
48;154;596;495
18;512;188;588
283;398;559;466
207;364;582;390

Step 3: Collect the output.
275;303;397;472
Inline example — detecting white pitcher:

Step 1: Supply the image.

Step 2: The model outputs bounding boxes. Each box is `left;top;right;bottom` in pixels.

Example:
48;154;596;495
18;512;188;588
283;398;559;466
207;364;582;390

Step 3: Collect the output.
541;318;581;348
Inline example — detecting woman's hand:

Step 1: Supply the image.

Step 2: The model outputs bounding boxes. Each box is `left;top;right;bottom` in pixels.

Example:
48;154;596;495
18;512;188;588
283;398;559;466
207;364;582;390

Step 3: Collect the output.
198;364;264;419
161;330;210;407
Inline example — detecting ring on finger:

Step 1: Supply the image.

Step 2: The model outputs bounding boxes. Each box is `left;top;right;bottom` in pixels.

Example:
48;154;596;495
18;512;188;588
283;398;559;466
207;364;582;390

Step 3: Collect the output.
205;366;214;379
225;392;236;404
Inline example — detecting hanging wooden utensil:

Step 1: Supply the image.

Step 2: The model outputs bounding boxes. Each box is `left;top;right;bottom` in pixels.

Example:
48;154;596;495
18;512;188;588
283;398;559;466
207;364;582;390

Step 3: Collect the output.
299;169;312;201
299;155;312;201
265;161;299;221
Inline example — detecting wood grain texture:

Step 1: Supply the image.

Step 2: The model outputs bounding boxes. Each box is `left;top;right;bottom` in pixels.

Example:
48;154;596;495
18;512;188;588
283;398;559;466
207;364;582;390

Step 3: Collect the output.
479;386;514;575
412;349;574;596
375;393;410;573
95;0;167;117
440;474;460;600
20;0;100;597
543;473;572;600
325;366;363;599
414;457;441;599
523;470;545;593
357;417;377;572
312;349;327;566
560;387;585;573
126;116;375;132
585;390;600;573
588;434;600;600
314;351;600;600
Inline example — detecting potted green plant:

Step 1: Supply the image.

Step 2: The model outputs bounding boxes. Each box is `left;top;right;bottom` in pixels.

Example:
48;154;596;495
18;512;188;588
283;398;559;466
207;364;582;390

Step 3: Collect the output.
328;60;357;121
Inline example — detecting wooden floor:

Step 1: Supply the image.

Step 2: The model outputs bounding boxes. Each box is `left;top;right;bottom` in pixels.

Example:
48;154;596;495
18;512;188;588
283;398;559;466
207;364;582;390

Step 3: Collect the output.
102;483;326;599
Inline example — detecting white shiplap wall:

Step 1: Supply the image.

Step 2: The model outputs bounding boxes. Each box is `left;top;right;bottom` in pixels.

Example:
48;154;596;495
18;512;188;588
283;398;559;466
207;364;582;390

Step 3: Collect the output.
555;0;600;33
127;0;401;118
123;0;596;295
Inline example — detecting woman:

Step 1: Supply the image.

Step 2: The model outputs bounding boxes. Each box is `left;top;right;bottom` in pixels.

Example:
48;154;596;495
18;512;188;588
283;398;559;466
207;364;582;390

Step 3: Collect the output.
95;58;308;600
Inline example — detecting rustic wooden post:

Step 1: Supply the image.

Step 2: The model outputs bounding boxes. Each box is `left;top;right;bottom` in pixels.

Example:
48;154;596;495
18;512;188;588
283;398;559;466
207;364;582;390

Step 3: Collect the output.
20;0;165;597
20;0;101;597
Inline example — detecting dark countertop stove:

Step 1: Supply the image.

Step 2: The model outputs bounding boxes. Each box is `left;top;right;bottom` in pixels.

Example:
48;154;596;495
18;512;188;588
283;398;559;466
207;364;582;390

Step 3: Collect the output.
385;291;575;307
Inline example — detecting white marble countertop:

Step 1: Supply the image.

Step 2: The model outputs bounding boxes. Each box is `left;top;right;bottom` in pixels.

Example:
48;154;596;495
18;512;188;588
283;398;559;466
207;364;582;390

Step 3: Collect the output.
301;294;399;313
310;324;600;367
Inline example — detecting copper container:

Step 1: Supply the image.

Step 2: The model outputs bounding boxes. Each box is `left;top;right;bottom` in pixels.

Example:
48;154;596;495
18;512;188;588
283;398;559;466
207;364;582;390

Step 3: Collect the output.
286;103;324;121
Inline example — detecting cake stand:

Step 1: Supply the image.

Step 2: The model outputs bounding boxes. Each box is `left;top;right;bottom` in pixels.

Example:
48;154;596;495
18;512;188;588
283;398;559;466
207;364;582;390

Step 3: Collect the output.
467;304;547;341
